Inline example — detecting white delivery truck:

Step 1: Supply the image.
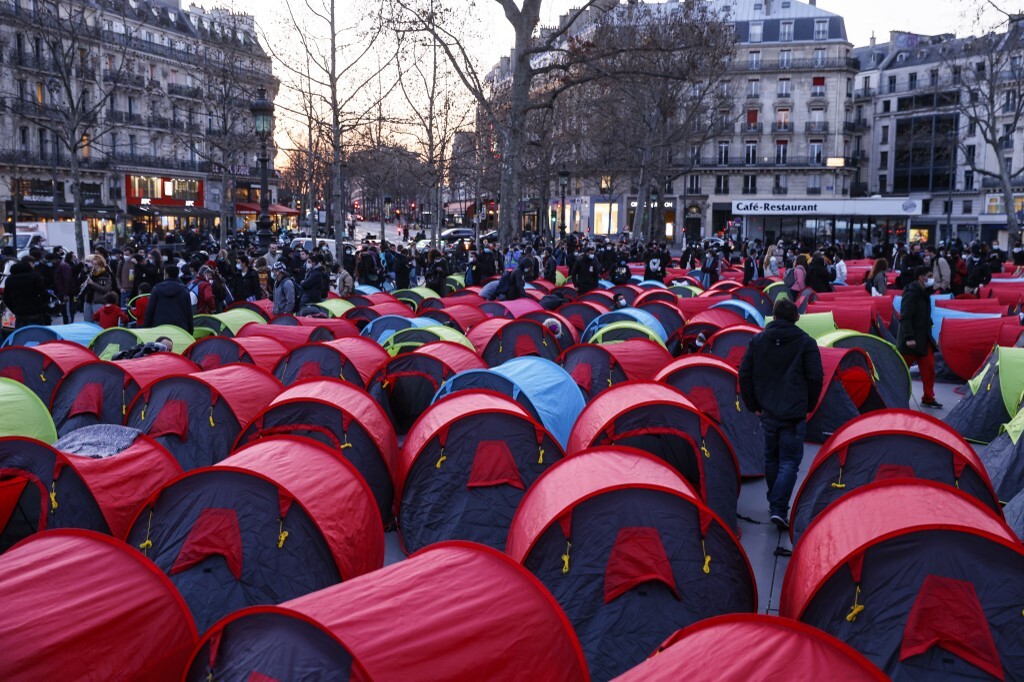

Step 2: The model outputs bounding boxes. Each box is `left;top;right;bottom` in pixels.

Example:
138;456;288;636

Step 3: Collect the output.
0;221;91;259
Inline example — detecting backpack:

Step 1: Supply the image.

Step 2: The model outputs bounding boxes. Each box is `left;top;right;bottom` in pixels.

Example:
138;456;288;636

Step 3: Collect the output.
187;280;201;313
611;264;631;285
783;267;797;288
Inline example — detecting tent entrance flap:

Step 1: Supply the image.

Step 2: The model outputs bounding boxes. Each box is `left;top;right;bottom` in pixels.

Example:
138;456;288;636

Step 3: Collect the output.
171;507;244;580
0;476;29;533
604;526;680;603
467;441;525;490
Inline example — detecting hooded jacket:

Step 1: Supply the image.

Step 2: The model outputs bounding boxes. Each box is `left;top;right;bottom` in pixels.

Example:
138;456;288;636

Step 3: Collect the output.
2;263;49;317
143;278;193;333
739;319;824;422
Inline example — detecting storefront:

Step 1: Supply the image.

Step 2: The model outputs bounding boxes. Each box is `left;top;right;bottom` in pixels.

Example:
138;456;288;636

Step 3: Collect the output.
731;198;923;247
5;179;118;241
126;175;211;236
626;197;676;241
980;192;1024;247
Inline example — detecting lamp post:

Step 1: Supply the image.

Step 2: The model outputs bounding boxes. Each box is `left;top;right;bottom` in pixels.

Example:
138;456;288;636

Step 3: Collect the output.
945;130;957;245
558;167;570;239
250;87;275;250
47;78;60;224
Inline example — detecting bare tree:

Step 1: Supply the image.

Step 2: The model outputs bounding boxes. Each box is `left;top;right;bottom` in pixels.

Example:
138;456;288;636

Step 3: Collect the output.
3;0;142;258
947;6;1024;239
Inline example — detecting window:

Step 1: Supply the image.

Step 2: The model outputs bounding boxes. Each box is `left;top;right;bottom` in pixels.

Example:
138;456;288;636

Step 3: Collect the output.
976;61;986;75
748;51;761;69
809;141;824;164
881;125;890;143
964;171;975;191
966;144;976;162
717;141;730;164
778;78;791;97
687;174;700;193
128;134;137;155
779;49;792;68
749;22;762;43
775;140;788;164
38;129;47;158
943;200;952;215
808;174;822;193
743;175;758;194
774;175;788;192
715;175;729;194
811;77;825;97
879;173;888;192
908;73;917;91
887;75;897;93
930;69;939;86
968;120;977;136
720;80;731;97
746;109;760;128
963;200;974;214
880;151;889;167
16;80;25;101
690;145;701;163
745;141;758;165
814;19;828;41
18;127;27;152
1003;90;1016;113
922;199;931;214
747;79;760;97
952;66;962;83
882;99;891;113
780;21;793;42
127;96;136;116
814;48;827;66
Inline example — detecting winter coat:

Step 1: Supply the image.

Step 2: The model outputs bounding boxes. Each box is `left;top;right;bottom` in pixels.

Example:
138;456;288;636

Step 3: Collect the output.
805;260;835;293
299;266;325;306
2;265;49;317
739;319;824;423
896;280;933;357
571;255;600;293
143;279;193;333
273;276;296;316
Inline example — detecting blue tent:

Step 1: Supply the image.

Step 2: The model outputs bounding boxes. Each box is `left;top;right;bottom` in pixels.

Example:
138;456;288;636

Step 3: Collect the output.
709;300;765;327
433;357;585;448
582;309;668;343
892;294;998;342
638;279;669;289
354;284;382;295
360;315;438;345
2;322;101;347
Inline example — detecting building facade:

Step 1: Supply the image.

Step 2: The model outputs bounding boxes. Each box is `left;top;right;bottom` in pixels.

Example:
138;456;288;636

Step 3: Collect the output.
0;0;279;246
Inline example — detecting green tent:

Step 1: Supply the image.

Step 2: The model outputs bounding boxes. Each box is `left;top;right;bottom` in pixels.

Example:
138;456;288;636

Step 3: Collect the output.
763;281;791;303
794;312;837;339
555;270;567;287
314;298;356;318
818;330;911;408
90;325;195;360
949;347;1024;443
394;287;441;311
669;284;703;298
443;275;466;296
380;325;475;356
589;321;667;348
0;378;57;443
192;308;266;336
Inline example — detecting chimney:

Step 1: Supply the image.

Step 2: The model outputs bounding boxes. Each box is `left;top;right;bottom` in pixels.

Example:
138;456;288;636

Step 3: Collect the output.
870;31;876;47
809;0;816;5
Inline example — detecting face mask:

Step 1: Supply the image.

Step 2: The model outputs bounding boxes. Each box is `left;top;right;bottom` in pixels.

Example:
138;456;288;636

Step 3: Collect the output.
926;277;935;288
236;264;243;272
616;299;628;309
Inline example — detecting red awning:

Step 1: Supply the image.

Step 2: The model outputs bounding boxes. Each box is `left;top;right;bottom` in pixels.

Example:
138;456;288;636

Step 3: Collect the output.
235;202;260;213
269;203;300;216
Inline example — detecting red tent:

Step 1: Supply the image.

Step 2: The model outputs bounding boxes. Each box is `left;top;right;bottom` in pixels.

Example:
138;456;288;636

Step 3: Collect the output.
467;318;561;366
806;301;884;335
805;347;886;442
0;530;197;680
0;340;96;406
183;335;289;371
118;352;201;387
938;317;1023;381
292;316;360;336
186;542;588;681
236;323;334;348
273;336;390;386
419;303;490;332
615;614;887;681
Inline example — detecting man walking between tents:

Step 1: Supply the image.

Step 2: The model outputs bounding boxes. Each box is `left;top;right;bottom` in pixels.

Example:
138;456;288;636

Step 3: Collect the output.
898;265;942;409
738;298;823;530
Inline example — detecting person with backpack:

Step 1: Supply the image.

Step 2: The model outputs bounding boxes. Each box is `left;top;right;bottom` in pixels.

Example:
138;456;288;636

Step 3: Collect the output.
465;251;481;287
356;246;381;287
926;245;951;294
424;248;449;296
188;266;216;315
610;256;632;285
498;261;528;301
541;248;557;284
785;254;808;298
272;262;298;316
864;258;888;296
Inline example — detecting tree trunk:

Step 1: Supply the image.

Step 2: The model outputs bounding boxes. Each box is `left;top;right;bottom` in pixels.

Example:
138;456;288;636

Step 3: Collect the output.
219;165;231;248
69;152;85;259
1000;162;1021;241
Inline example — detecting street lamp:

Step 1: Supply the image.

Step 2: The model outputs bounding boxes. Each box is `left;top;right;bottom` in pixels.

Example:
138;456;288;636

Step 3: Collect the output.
945;130;957;244
47;78;60;224
250;87;275;250
558;167;570;237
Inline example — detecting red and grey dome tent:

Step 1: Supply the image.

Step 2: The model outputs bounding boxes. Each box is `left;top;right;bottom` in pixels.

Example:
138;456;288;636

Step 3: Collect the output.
935;316;1024;382
699;324;761;369
655;356;763;478
805;347;886;443
125;436;383;633
0;340;96;407
817;331;911;409
673;308;747;355
558;300;607;332
185;542;588;681
614;614;887;681
0;428;180;551
790;410;1001;542
507;448;755;681
235;322;335;348
467;317;562;366
269;315;361;338
0;530;197;681
567;381;740;529
182;335;289;372
635;300;686;339
781;480;1024;679
520;310;581;352
235;379;398;522
126;364;282;471
49;353;200;436
945;346;1024;443
558;339;673;402
396;391;563;553
418;303;490;333
366;341;486;434
272;336;390;387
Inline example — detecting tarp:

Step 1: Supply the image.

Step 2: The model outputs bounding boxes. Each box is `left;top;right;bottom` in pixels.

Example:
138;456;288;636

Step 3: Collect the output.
433;357;586;448
0;530;197;681
186;543;588;681
614;614;887;681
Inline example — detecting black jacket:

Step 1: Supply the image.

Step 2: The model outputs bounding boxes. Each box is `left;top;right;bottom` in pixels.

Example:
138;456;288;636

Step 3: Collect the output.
739;320;824;422
299;266;325;305
805;260;835;293
2;267;49;317
144;279;193;333
896;280;933;356
571;255;600;293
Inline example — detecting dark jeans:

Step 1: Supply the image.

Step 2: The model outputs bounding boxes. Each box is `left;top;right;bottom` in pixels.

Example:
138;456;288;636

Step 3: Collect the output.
761;415;806;517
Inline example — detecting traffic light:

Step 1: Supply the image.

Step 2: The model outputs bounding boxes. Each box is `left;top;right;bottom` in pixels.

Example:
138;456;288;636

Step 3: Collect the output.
410;202;416;210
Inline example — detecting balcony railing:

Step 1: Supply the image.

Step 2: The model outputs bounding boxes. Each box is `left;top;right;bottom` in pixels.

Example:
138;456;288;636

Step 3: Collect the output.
108;153;208;173
732;56;859;73
1001;137;1015;150
167;83;203;99
0;148;109;170
107;110;145;125
807;187;823;195
810;88;826;98
805;122;829;133
687;155;853;169
773;186;789;195
740;122;763;134
745;92;760;100
742;187;758;195
771;122;794;133
854;87;875;99
103;70;146;88
776;91;792;100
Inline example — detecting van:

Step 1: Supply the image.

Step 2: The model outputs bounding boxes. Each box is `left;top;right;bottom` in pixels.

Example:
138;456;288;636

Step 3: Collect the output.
0;222;92;259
